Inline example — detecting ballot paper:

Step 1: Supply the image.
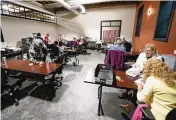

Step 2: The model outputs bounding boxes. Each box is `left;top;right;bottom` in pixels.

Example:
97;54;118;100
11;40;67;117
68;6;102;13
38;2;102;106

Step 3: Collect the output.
126;67;141;77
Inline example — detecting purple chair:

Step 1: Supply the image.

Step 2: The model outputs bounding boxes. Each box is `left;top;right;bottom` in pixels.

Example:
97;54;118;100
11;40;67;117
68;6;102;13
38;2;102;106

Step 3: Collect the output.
105;50;125;69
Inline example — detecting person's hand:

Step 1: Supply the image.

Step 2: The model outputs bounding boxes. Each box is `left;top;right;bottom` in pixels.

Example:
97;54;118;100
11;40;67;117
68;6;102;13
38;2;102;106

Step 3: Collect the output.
136;83;143;91
39;61;44;65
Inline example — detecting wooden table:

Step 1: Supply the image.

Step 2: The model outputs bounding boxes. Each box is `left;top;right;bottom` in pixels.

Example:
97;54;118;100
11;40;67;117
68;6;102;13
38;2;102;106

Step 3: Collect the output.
1;59;61;76
1;50;23;58
1;59;62;96
115;71;138;89
84;69;139;116
84;69;138;89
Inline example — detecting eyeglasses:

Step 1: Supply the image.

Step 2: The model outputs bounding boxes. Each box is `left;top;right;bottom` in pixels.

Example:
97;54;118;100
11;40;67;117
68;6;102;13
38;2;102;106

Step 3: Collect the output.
145;49;153;52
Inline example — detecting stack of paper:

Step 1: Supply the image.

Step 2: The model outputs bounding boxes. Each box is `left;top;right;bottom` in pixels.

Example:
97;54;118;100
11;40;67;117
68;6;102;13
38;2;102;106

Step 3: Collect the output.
126;67;141;77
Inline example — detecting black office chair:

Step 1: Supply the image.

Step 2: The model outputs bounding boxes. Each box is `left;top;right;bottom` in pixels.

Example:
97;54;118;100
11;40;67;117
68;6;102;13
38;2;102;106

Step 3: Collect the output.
136;101;155;120
50;45;60;62
166;108;176;120
138;101;176;120
1;68;21;106
46;46;65;87
51;53;68;86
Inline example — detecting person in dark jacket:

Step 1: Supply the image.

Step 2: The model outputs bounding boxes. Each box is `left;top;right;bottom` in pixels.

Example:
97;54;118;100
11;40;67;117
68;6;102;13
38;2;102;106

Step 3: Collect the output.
121;37;132;52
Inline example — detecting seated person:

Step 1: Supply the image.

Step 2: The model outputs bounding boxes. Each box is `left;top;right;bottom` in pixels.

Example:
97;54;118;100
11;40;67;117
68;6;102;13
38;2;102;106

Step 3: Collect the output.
58;40;65;54
50;41;60;59
82;37;88;49
121;37;132;52
137;59;176;120
109;40;126;52
44;33;50;46
73;37;79;47
119;43;162;98
132;43;162;71
79;37;84;45
29;35;47;62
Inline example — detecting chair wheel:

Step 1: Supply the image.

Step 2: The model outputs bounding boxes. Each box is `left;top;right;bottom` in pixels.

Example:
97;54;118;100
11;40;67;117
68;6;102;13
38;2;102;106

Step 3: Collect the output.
15;102;19;106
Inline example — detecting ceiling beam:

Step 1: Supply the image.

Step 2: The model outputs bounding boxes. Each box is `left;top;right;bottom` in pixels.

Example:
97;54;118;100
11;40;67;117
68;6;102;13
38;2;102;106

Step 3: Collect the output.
54;1;137;12
42;3;61;8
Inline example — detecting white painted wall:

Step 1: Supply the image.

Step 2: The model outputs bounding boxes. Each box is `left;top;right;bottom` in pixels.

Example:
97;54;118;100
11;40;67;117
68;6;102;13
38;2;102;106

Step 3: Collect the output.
56;5;136;41
1;16;57;47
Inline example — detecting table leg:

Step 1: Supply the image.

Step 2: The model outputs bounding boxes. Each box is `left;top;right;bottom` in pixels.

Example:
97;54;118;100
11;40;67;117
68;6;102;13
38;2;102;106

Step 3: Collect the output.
42;81;46;98
98;86;100;99
98;85;104;116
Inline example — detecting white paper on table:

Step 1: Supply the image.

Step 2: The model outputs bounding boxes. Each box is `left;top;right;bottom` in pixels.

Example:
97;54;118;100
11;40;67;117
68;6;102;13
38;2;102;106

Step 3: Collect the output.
126;67;141;77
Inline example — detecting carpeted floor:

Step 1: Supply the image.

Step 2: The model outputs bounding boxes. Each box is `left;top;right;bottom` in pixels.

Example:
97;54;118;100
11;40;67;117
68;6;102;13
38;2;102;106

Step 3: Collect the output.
1;50;132;120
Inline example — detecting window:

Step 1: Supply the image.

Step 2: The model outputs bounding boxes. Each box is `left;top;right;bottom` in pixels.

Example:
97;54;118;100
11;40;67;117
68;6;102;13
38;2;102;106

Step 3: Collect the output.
100;20;122;43
154;1;175;42
135;5;144;37
1;1;56;24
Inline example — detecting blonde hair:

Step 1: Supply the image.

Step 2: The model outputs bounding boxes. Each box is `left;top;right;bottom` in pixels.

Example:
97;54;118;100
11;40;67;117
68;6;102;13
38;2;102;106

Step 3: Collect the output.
144;43;158;55
143;59;176;87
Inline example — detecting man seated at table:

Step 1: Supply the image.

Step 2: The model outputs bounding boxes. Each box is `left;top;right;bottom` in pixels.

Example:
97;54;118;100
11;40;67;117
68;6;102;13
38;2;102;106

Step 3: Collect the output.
50;41;60;59
119;43;162;99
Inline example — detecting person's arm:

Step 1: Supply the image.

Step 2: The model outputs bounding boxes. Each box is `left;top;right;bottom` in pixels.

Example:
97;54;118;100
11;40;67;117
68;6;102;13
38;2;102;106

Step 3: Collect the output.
137;76;154;103
132;53;144;68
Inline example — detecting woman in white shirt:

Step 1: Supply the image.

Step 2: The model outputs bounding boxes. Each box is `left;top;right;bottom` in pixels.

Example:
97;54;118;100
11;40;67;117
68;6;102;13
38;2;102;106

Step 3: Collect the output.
133;43;162;70
119;43;162;99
